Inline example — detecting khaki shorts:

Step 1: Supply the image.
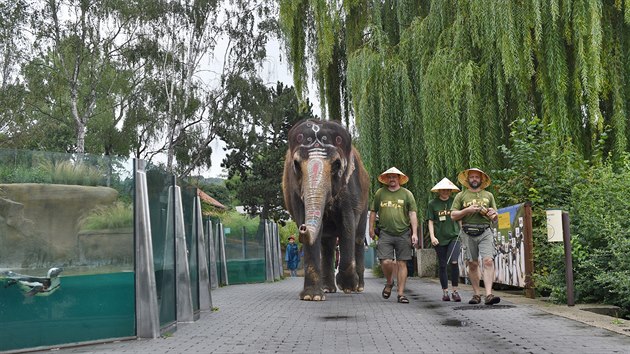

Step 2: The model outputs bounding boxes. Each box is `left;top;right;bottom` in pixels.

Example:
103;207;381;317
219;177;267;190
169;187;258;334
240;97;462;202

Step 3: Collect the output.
461;228;495;260
376;230;413;261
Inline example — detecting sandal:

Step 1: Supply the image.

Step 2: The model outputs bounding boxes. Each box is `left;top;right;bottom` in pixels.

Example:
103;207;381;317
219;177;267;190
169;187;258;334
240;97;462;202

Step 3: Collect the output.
468;294;482;304
397;295;409;304
485;294;501;305
382;283;393;299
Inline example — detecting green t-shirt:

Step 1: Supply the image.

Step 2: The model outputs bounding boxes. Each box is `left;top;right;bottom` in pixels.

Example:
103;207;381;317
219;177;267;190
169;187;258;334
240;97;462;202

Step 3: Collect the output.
370;187;417;236
426;196;460;245
451;189;497;225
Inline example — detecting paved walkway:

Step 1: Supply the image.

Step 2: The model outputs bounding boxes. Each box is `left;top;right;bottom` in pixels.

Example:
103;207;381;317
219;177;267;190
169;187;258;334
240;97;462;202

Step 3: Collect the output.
35;273;630;354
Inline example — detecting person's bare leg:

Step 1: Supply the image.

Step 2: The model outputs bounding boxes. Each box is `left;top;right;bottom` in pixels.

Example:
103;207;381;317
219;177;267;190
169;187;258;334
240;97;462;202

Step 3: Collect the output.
482;257;495;296
468;260;481;295
381;259;395;285
396;260;408;296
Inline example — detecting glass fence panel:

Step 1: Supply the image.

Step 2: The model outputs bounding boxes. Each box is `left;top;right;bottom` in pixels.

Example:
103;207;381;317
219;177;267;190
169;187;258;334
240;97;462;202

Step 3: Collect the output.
179;182;199;313
0;149;135;352
145;166;176;328
221;219;266;284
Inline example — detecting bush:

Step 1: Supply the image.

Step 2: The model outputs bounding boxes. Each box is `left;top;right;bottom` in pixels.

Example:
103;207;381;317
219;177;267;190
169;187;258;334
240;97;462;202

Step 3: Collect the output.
0;165;51;183
79;202;133;230
278;220;299;249
568;160;630;317
493;117;588;298
40;160;104;186
495;118;630;318
219;211;261;240
372;261;383;278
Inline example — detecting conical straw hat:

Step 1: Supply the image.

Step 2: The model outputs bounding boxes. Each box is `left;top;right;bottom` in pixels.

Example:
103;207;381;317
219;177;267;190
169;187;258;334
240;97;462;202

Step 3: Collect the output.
457;168;491;189
430;177;460;192
378;167;409;185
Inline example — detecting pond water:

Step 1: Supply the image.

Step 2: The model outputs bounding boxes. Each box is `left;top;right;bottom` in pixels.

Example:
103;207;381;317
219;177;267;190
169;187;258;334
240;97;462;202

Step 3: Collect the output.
0;272;135;352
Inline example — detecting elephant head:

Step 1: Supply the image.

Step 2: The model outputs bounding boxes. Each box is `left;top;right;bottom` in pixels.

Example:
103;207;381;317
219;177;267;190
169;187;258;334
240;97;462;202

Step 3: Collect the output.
283;119;355;245
282;119;369;300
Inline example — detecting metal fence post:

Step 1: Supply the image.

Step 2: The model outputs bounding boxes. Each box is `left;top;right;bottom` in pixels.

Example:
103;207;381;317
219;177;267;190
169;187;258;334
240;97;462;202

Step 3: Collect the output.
206;220;218;289
134;159;160;338
217;222;229;286
264;220;274;282
269;224;284;279
173;185;194;322
195;197;212;310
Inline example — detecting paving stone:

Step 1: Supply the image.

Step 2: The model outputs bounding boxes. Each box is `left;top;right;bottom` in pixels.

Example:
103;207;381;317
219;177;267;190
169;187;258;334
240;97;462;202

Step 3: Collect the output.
31;272;630;354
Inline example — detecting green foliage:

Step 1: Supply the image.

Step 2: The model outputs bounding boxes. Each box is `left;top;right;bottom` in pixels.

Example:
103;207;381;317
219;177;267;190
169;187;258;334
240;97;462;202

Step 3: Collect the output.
493;117;588;299
495;119;630;317
0;165;51;184
79;202;133;231
568;160;630;317
39;160;104;186
199;182;232;207
371;261;383;278
283;1;630;230
278;220;299;249
219;211;261;240
220;81;314;221
0;156;106;186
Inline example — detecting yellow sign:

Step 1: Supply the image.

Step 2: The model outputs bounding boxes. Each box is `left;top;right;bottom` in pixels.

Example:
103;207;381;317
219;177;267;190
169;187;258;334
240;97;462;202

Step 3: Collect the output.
497;213;510;230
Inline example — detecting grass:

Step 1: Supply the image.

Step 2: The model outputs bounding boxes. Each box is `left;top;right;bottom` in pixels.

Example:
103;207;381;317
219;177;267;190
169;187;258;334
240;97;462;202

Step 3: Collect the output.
79;202;133;230
39;160;104;186
611;318;624;325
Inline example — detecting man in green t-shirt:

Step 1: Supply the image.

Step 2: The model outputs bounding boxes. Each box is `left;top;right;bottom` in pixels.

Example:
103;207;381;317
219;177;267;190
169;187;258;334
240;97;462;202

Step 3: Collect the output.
451;168;500;305
369;167;418;304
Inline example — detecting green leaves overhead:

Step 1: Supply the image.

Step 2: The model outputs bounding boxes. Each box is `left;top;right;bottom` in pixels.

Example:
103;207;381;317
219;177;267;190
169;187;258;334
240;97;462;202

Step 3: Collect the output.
280;1;630;213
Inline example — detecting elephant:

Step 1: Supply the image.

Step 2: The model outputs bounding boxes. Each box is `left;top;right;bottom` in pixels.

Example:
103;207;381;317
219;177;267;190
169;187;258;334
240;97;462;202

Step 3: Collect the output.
282;119;369;301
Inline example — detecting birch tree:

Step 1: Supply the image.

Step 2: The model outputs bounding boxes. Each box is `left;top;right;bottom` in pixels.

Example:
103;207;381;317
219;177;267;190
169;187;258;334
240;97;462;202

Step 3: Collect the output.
28;0;135;154
0;1;29;139
130;0;276;177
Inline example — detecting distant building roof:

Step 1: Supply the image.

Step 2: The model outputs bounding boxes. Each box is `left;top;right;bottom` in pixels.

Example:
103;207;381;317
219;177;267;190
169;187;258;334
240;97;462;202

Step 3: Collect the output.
197;189;227;209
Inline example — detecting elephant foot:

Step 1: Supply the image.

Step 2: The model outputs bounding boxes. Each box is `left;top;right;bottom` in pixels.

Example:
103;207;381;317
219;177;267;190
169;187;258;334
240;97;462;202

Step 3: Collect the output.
300;288;326;301
336;271;359;294
323;285;337;293
322;278;337;293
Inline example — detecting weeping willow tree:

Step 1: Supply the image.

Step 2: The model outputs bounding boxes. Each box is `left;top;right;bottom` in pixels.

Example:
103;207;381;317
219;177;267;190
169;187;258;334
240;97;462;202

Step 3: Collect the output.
280;0;630;213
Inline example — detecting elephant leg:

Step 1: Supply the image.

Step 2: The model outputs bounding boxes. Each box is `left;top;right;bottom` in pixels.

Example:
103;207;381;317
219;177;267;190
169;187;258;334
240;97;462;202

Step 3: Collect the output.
320;235;337;293
300;238;325;301
336;227;358;293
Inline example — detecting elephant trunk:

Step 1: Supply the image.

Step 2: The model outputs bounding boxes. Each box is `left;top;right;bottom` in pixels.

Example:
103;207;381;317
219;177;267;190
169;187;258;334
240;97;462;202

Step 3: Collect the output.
301;157;330;245
298;225;309;245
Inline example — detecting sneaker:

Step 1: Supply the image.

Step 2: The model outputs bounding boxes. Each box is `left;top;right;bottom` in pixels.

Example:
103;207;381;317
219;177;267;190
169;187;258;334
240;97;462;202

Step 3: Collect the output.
451;291;461;302
442;293;450;301
484;294;501;305
468;294;482;304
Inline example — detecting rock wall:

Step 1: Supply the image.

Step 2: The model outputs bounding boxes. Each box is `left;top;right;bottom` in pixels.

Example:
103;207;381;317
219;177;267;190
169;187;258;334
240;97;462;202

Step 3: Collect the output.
0;184;119;268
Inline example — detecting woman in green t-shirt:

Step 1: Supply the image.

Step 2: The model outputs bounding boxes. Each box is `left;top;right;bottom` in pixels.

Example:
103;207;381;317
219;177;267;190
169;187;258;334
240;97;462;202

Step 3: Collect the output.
426;178;462;302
